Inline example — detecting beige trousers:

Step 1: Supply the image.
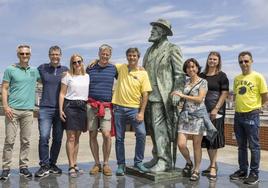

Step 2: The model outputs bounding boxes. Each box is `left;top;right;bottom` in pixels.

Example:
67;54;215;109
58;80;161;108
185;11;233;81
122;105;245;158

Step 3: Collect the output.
2;109;33;169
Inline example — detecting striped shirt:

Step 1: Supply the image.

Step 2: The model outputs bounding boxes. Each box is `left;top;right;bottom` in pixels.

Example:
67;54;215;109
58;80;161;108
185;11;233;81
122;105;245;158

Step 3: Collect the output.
86;63;117;102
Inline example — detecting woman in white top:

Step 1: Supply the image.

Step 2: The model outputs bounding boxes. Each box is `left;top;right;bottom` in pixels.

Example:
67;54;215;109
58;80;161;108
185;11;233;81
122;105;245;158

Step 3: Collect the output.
59;54;89;177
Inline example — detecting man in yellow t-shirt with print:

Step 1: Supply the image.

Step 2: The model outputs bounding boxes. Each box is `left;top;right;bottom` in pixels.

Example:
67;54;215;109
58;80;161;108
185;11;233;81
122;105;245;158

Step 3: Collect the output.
112;48;152;176
230;51;268;185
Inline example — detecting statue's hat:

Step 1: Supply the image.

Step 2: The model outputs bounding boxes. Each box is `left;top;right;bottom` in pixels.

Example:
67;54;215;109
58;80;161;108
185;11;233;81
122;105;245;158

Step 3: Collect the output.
150;18;173;36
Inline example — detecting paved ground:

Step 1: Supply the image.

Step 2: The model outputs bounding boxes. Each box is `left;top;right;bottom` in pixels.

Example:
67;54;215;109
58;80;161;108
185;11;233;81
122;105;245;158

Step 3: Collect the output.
0;116;268;187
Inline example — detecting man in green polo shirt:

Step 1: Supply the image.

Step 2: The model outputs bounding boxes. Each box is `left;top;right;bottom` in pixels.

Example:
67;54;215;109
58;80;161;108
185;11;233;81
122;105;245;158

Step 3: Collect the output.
0;44;40;180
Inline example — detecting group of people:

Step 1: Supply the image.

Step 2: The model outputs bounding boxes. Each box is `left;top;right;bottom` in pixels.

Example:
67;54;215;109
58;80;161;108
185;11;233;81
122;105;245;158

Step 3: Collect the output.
0;19;267;186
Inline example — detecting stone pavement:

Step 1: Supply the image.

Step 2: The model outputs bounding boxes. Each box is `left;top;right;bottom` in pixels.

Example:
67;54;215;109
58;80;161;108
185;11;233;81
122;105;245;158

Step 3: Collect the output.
0;116;268;187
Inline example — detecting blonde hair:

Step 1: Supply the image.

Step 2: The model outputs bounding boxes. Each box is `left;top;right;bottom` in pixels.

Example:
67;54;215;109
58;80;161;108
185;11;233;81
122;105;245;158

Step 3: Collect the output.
68;54;85;76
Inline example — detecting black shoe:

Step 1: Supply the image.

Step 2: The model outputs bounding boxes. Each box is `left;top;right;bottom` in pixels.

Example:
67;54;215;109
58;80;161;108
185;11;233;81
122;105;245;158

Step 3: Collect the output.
19;168;32;178
0;169;10;180
182;162;193;177
35;165;50;177
229;169;247;180
244;172;259;185
49;164;62;174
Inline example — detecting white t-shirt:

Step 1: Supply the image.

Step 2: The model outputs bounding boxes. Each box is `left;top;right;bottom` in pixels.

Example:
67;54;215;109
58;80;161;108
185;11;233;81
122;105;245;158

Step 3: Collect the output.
61;73;89;101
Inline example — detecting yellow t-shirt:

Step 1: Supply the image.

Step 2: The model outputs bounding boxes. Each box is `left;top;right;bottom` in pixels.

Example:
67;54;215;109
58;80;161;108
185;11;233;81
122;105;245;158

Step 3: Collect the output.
233;71;268;112
112;64;152;108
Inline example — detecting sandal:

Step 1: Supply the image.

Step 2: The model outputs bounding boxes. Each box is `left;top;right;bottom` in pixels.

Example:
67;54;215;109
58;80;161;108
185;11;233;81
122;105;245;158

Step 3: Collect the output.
69;167;77;178
74;164;84;173
182;161;193;177
201;166;211;176
207;166;217;181
190;171;200;181
201;163;218;176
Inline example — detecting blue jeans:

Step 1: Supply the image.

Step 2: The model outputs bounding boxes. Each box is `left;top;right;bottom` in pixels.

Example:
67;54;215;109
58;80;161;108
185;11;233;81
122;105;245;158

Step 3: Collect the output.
234;112;260;175
113;105;146;165
38;107;63;166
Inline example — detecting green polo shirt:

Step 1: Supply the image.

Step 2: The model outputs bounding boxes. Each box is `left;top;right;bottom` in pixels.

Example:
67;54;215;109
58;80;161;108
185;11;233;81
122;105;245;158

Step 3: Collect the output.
3;64;40;110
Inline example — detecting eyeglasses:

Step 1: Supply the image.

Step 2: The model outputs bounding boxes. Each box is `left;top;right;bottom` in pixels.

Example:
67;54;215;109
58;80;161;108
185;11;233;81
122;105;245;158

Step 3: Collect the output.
72;60;82;65
19;52;30;56
239;60;250;64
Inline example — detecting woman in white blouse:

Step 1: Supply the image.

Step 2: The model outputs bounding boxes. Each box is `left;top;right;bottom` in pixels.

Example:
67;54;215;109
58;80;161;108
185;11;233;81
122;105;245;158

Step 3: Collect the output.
59;54;89;178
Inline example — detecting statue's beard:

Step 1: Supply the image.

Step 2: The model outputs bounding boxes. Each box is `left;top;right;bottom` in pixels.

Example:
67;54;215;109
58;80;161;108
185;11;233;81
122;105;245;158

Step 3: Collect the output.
148;36;159;42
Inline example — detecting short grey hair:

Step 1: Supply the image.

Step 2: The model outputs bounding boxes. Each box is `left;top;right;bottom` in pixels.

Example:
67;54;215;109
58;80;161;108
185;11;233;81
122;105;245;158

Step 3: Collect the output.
16;44;31;53
49;45;62;55
99;44;112;54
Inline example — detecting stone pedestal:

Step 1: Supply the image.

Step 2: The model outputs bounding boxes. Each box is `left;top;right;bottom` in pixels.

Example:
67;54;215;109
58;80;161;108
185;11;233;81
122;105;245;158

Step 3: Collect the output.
126;166;183;182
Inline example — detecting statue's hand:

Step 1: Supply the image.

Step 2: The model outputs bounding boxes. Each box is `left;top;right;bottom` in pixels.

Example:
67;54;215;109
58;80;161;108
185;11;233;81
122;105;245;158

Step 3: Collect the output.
172;95;180;106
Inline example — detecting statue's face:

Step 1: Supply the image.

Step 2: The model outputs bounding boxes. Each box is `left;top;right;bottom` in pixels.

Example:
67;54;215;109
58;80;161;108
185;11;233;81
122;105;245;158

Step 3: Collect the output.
149;25;165;42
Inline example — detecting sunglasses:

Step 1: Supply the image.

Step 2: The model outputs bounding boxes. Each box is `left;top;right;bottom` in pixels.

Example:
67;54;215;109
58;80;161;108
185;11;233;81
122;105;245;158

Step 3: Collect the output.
239;60;250;64
19;52;30;56
72;60;82;65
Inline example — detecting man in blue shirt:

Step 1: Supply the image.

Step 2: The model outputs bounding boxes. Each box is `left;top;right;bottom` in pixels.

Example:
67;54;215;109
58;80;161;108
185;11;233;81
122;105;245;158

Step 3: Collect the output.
34;46;68;177
86;44;117;176
0;44;40;180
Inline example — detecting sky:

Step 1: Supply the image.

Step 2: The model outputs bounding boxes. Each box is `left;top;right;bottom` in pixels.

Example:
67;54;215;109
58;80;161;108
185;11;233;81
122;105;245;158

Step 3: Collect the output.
0;0;268;88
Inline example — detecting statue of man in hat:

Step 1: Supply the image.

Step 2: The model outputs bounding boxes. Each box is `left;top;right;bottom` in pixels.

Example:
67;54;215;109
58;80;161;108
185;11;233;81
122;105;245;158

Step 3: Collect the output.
143;18;185;172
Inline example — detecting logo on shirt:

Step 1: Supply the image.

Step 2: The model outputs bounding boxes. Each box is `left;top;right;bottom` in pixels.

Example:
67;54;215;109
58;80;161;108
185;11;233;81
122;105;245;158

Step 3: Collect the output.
238;86;247;95
235;80;255;95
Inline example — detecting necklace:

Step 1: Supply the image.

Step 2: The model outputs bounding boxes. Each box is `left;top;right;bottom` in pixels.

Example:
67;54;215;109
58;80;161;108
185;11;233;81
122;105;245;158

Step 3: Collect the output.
189;77;201;86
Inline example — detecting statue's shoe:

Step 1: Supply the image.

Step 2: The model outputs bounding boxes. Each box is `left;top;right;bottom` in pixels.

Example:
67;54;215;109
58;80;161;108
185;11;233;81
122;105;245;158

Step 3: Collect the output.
143;158;158;168
149;159;171;173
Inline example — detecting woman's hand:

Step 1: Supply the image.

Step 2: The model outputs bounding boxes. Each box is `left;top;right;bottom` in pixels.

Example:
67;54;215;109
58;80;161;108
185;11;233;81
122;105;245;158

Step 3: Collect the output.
60;110;66;122
210;108;218;121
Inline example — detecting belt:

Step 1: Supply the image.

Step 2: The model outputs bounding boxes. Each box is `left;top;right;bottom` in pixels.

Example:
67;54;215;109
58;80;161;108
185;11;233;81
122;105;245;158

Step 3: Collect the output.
235;109;260;116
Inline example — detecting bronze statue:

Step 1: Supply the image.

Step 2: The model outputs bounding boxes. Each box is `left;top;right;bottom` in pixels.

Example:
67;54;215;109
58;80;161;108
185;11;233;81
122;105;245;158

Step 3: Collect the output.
143;18;185;172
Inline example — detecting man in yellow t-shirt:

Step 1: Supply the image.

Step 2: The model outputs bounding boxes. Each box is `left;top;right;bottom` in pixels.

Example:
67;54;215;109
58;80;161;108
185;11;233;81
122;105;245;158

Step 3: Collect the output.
230;51;268;185
112;48;152;176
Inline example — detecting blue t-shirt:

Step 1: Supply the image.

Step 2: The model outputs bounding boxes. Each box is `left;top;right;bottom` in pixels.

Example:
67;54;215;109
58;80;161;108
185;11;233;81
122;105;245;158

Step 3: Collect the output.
38;63;68;108
86;63;117;102
3;64;40;110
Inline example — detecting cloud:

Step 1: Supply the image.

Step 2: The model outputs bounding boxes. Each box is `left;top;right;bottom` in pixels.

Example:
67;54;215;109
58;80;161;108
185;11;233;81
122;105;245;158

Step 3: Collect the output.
144;4;193;19
66;29;148;50
189;16;243;29
26;4;129;38
178;29;226;45
161;10;193;19
245;0;268;27
0;0;9;4
144;5;173;14
182;44;245;54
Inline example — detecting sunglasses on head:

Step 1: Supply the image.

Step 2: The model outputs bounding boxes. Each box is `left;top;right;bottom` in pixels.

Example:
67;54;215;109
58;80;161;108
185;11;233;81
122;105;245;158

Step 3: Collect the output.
72;60;82;65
